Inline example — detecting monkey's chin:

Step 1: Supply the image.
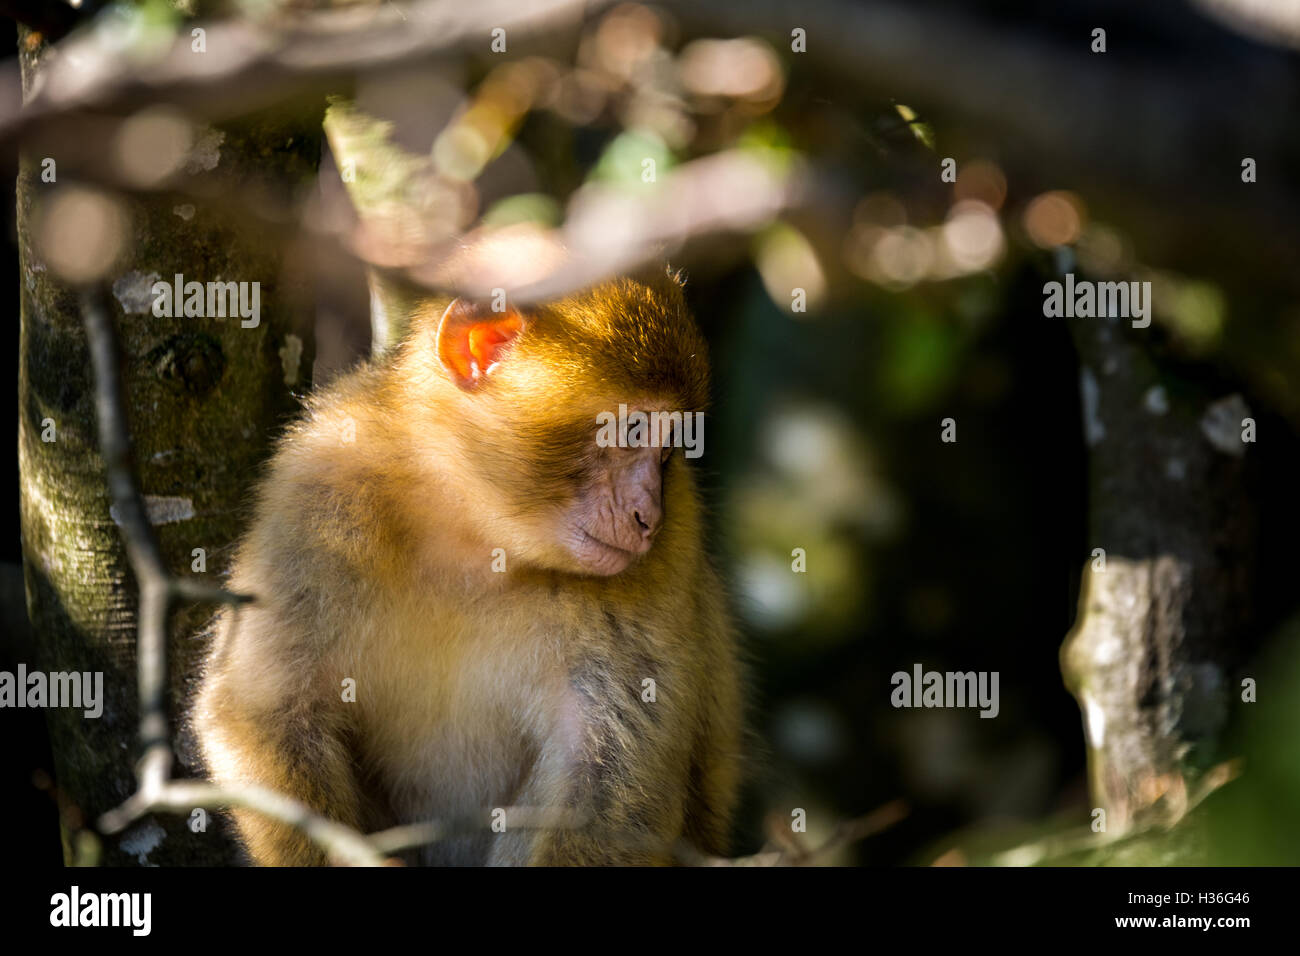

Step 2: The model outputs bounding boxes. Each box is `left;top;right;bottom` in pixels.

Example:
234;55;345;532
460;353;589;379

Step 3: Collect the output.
570;530;639;577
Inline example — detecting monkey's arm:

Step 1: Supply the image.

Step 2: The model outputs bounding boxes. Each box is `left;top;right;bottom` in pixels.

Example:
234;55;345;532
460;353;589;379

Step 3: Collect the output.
194;608;366;866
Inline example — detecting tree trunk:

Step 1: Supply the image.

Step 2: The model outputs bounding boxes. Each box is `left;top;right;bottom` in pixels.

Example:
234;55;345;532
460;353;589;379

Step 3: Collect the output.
16;27;322;865
1060;306;1254;835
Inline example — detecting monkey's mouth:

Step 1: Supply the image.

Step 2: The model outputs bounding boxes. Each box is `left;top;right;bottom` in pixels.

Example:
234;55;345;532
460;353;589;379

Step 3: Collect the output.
574;529;644;575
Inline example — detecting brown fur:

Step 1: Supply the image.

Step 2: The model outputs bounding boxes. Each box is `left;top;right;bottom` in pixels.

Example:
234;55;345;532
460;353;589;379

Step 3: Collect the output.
191;272;743;865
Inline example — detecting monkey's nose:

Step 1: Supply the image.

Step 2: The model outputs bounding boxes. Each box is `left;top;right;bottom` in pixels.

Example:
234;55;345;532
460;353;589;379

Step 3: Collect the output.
631;499;662;539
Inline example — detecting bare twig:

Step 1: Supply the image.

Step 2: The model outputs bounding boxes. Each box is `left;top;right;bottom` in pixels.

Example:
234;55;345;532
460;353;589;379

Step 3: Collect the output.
368;807;589;856
79;286;385;867
3;0;604;137
170;577;256;606
416;150;812;305
83;286;179;793
99;780;388;867
676;800;909;866
45;137;812;310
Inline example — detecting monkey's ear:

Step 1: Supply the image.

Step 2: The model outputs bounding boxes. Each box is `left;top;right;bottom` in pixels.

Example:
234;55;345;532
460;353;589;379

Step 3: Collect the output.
435;299;525;388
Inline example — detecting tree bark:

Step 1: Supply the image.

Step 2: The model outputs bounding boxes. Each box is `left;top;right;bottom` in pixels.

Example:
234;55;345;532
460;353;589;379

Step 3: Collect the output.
16;27;322;865
1060;307;1254;834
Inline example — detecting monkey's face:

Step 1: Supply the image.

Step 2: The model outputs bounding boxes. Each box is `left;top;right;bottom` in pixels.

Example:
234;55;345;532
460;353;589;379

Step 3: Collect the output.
425;277;707;577
455;401;675;578
556;421;670;576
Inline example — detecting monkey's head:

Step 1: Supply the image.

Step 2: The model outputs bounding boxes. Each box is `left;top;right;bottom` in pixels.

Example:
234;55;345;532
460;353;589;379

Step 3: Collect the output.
407;271;710;577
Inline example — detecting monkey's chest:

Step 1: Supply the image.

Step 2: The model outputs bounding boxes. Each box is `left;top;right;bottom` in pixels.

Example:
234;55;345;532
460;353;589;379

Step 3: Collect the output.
355;604;695;829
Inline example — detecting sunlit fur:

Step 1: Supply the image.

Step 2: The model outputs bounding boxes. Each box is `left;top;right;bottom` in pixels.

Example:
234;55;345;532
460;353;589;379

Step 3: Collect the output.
192;271;743;865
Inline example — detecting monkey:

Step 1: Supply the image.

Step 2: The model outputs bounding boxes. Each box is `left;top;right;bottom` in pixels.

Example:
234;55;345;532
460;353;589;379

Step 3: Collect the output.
191;265;744;865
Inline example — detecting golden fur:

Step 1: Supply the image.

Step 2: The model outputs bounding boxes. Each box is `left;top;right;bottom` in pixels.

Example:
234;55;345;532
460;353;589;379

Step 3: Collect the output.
192;273;743;865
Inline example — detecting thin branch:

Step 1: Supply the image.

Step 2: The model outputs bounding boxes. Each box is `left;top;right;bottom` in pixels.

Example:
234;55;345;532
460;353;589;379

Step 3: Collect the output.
99;780;389;867
169;578;256;606
82;286;175;789
87;281;385;866
415;150;812;305
367;807;588;856
3;0;604;137
50;140;812;308
82;287;314;856
675;800;910;867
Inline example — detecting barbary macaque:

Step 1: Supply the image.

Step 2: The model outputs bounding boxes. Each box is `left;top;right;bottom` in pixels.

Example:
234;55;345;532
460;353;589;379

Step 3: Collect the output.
192;263;743;865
